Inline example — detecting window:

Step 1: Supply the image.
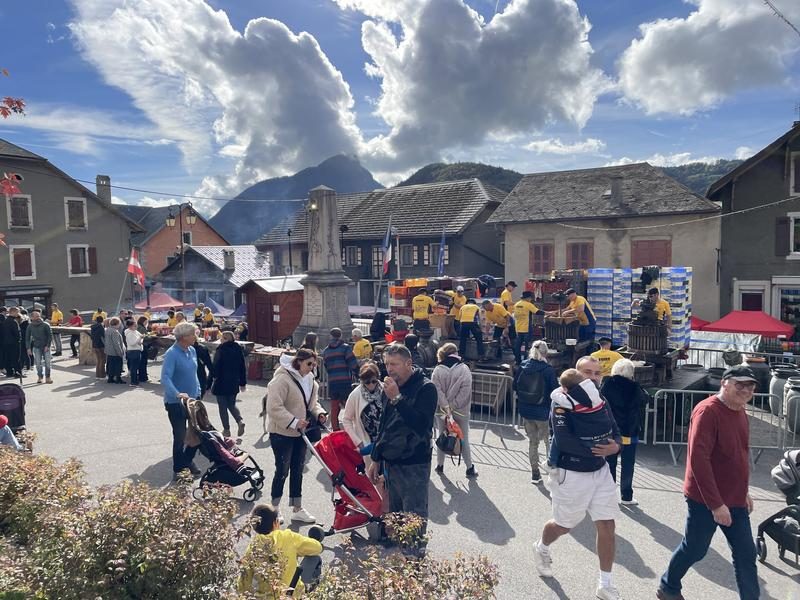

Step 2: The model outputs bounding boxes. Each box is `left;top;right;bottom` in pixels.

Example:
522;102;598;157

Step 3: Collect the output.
429;243;449;266
64;197;87;230
400;244;417;267
529;242;554;274
371;245;383;278
273;250;284;267
67;245;97;277
631;239;671;268
9;245;36;280
791;152;800;196
7;195;32;229
344;246;361;266
182;231;193;245
566;241;593;269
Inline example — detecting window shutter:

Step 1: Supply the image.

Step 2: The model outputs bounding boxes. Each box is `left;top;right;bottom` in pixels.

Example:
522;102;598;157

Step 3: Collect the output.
11;198;30;227
413;246;419;265
776;217;791;256
13;248;32;277
88;247;98;274
423;245;430;265
67;200;85;228
357;247;362;266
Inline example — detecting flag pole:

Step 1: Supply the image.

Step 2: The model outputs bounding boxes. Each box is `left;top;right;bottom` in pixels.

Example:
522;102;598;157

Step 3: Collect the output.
395;230;401;281
115;268;129;315
374;215;392;313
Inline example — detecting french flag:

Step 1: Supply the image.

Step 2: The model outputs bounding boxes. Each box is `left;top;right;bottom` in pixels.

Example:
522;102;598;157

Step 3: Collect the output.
127;248;145;287
381;215;393;275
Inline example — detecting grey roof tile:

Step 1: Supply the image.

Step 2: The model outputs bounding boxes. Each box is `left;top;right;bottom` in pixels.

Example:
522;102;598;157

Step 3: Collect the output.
0;138;44;160
188;245;271;288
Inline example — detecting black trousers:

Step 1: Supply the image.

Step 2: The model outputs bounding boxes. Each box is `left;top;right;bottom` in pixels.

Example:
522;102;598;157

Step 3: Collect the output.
458;322;484;357
165;402;197;473
270;433;307;505
106;355;123;382
69;334;80;356
3;344;20;376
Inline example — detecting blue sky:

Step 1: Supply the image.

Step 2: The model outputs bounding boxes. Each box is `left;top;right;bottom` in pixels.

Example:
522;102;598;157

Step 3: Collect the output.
1;0;798;215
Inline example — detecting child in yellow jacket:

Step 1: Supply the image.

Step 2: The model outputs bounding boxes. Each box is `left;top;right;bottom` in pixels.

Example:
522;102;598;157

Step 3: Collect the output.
238;504;323;598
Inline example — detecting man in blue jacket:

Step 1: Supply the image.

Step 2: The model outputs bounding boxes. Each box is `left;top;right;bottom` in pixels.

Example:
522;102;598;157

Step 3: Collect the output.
534;369;623;600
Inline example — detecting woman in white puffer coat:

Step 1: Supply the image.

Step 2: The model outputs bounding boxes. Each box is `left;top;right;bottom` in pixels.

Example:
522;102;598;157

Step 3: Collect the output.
432;342;476;479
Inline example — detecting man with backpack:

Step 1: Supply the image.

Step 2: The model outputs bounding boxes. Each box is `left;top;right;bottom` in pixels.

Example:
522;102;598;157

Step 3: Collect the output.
514;340;558;484
322;328;359;431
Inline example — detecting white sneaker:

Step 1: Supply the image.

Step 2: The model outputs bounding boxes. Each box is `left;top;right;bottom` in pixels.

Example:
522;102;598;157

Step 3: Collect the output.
620;499;639;506
533;543;553;578
596;584;622;600
277;511;284;525
290;507;316;523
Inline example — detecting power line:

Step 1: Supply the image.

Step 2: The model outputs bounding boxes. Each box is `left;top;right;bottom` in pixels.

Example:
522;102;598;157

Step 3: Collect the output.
763;0;800;38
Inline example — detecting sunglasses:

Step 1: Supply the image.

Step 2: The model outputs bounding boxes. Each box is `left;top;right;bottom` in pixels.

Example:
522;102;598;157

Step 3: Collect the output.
363;379;379;386
304;360;316;367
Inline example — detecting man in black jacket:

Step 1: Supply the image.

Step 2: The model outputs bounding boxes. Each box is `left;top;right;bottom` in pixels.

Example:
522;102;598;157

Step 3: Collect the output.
368;343;437;534
90;315;106;379
2;307;22;377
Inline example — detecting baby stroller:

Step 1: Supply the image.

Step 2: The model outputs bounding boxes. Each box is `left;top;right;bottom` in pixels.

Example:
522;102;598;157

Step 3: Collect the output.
303;430;383;538
756;449;800;563
0;383;26;432
184;398;265;502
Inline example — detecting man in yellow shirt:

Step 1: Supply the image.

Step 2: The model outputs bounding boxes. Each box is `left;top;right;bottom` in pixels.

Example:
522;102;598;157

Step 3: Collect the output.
351;328;373;361
458;299;484;358
500;280;517;311
238;503;323;598
50;303;64;355
202;307;215;326
166;310;178;327
91;307;108;322
411;289;436;333
591;337;624;379
194;303;204;323
143;306;153;321
448;285;467;331
648;288;672;331
482;300;510;359
513;291;540;365
556;288;596;342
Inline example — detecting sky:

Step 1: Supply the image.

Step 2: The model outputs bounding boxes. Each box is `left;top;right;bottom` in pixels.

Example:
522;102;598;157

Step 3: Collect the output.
1;0;799;217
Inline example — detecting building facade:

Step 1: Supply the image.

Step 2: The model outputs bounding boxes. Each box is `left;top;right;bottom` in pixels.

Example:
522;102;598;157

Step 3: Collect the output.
0;139;142;311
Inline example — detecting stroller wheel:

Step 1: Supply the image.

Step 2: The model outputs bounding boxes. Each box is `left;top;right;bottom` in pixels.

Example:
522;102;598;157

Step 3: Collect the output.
243;487;258;502
756;537;767;563
254;479;264;490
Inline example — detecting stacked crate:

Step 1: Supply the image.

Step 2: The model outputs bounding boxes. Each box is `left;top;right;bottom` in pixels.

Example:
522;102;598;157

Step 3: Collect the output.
663;267;692;348
389;285;411;317
612;268;633;346
587;269;614;341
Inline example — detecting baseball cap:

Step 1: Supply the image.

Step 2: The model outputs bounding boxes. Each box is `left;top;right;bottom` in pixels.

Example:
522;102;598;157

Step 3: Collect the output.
456;285;465;292
507;281;518;288
721;365;758;383
521;290;533;299
565;288;576;295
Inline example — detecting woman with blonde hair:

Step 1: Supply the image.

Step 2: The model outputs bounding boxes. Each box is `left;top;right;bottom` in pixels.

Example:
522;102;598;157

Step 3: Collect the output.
432;342;476;478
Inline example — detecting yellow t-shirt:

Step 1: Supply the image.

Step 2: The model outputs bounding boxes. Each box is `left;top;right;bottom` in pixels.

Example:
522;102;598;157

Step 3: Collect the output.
459;303;480;323
203;313;215;325
51;309;63;325
513;300;540;333
353;338;373;360
167;316;178;327
568;295;594;326
654;298;671;321
449;293;467;318
500;288;513;310
411;294;436;320
91;311;107;322
591;348;625;378
194;308;202;319
143;311;152;321
484;303;510;326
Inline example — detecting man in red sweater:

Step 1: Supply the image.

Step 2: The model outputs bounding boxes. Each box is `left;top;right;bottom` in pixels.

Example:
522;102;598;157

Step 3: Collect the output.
657;365;760;600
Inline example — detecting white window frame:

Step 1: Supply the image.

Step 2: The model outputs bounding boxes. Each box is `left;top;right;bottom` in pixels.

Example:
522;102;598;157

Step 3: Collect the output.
344;245;361;267
429;243;450;266
791;151;800;197
8;244;36;281
66;244;91;278
732;279;770;312
182;231;193;245
788;212;800;259
6;194;32;230
64;196;88;230
399;244;415;267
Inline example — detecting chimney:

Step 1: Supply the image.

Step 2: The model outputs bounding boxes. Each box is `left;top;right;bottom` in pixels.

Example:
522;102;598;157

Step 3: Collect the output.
223;249;236;271
610;174;623;205
96;175;112;204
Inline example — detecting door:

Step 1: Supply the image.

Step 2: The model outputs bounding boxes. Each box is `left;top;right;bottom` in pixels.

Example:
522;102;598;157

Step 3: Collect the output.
254;298;273;346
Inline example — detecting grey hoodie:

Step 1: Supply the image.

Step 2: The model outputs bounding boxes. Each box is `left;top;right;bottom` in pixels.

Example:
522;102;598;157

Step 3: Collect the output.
25;319;52;350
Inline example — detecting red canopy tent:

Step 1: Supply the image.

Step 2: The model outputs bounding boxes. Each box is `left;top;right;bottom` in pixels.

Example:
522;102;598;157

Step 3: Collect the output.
702;310;794;338
135;292;193;311
690;315;710;331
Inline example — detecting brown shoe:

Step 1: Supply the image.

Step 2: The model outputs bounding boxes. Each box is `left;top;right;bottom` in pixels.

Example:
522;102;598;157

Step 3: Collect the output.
657;589;685;600
237;421;246;437
45;378;53;384
36;377;43;384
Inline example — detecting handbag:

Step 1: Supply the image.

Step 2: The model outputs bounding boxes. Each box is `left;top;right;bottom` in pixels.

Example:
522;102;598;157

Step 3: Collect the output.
289;376;322;443
435;415;462;462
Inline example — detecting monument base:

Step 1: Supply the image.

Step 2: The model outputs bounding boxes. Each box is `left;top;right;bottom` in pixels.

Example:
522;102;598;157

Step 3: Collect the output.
294;270;354;349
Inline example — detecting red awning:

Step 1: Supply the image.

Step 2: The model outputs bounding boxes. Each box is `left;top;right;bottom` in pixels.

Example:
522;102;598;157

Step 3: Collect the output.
702;310;795;338
135;292;193;311
690;315;710;331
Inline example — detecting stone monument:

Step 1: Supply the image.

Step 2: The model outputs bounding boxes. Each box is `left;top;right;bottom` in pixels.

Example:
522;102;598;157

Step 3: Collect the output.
294;186;354;348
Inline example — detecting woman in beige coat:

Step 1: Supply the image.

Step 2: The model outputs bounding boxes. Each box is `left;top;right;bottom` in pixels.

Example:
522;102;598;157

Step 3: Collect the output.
266;348;327;524
341;362;384;466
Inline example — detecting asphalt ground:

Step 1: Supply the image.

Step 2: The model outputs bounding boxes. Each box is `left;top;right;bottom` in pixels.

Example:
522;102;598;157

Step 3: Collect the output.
19;355;800;599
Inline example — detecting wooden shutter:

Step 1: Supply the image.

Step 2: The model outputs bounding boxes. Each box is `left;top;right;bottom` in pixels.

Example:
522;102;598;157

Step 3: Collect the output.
88;247;98;274
776;217;791;256
10;197;30;227
12;248;32;277
632;240;672;268
67;200;85;228
423;244;430;265
413;246;419;265
357;247;362;266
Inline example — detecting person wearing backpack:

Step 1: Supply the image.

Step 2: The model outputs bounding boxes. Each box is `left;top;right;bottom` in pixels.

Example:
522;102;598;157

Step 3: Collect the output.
514;340;558;484
432;343;476;479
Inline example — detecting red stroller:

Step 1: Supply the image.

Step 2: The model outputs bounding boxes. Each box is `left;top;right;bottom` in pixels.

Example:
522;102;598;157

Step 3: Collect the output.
303;430;384;538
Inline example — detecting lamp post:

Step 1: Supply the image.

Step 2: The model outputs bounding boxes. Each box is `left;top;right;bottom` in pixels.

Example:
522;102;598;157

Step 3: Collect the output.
339;224;349;266
165;203;198;307
287;228;293;275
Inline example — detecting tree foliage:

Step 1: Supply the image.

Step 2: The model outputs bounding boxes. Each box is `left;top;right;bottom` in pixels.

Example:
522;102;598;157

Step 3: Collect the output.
397;162;524;192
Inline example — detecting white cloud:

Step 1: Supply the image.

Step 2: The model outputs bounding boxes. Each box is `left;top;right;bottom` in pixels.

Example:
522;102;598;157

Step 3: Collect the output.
112;194;179;208
333;0;609;171
735;145;754;160
618;0;800;115
606;152;723;167
69;0;363;198
525;137;606;155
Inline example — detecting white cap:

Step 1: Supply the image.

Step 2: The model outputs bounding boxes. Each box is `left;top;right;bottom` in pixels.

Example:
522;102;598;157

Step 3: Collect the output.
456;285;465;292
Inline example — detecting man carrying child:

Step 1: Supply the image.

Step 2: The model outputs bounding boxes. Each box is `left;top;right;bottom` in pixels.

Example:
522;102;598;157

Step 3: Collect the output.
533;368;623;600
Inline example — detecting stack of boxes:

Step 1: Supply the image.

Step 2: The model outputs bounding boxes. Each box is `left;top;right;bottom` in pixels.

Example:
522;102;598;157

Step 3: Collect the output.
612;268;633;346
630;266;693;348
587;269;614;341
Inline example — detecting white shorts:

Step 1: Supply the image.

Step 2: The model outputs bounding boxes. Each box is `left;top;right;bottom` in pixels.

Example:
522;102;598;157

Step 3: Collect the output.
550;464;620;529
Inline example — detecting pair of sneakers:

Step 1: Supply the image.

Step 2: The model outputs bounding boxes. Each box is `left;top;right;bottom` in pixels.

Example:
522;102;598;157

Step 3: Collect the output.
533;542;622;600
275;507;316;525
221;421;246;438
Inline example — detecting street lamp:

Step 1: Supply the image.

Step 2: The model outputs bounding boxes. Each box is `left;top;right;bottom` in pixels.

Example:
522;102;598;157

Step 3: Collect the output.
165;202;198;307
339;224;349;265
287;228;293;275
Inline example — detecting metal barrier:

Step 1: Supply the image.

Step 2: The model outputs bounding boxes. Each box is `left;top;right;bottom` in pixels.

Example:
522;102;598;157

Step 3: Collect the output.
649;390;787;465
679;348;800;369
469;372;518;442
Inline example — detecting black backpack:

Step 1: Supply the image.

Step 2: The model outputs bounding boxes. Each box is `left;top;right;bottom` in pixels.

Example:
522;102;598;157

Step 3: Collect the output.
516;366;548;406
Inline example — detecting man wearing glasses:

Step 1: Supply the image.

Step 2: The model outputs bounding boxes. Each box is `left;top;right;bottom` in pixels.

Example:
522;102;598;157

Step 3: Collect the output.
657;365;760;600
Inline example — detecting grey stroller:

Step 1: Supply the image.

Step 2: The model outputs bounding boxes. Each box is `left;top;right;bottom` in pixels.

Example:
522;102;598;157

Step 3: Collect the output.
755;449;800;563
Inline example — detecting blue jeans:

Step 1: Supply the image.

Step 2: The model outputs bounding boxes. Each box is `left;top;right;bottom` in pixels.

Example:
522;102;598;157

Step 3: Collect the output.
606;442;637;501
126;350;142;385
513;332;531;364
660;497;759;599
31;347;51;378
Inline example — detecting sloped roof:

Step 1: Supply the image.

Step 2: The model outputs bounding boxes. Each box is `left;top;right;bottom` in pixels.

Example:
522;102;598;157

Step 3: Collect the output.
241;275;305;293
187;245;271;288
487;162;719;225
256;178;505;246
117;204;229;247
0;138;45;161
707;123;800;198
